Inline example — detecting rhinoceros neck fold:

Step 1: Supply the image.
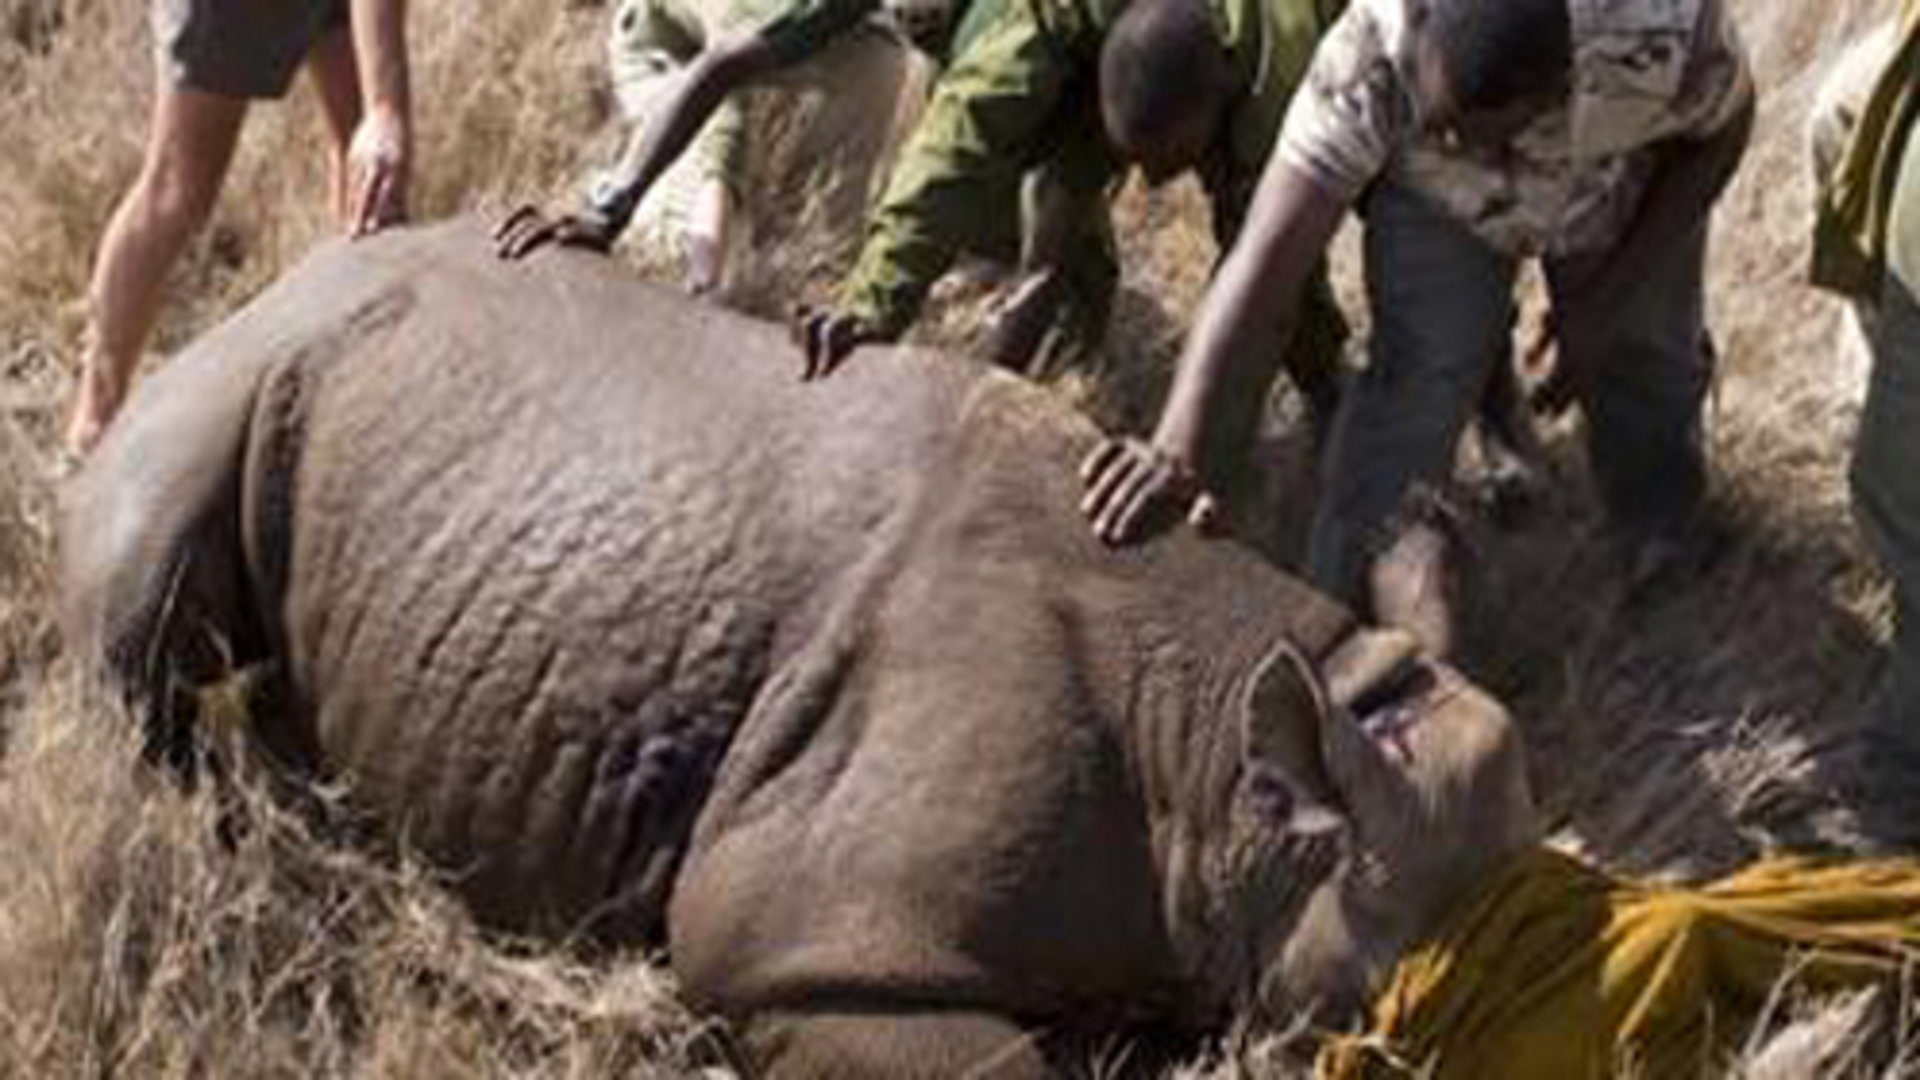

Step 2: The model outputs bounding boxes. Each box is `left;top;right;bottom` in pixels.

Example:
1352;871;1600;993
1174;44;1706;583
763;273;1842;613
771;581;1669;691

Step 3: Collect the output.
1074;551;1351;1020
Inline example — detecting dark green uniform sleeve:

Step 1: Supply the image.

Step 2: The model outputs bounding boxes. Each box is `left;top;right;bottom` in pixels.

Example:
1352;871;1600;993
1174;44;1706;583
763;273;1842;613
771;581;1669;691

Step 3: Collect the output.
836;0;1075;338
749;0;881;66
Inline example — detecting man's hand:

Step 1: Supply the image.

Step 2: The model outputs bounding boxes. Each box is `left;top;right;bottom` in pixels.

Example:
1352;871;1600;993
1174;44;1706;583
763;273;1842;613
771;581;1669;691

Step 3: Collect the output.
493;205;621;260
345;106;410;237
791;306;879;381
1079;436;1219;545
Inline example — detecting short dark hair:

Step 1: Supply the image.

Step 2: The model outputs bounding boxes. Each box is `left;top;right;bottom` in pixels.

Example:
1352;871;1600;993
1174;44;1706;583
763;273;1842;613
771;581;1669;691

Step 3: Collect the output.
1420;0;1571;114
1098;0;1232;147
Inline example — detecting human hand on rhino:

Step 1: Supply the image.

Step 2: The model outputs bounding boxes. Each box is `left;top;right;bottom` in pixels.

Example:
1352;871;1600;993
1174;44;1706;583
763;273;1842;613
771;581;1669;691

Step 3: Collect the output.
344;105;411;238
790;305;883;381
492;204;624;260
1079;435;1223;545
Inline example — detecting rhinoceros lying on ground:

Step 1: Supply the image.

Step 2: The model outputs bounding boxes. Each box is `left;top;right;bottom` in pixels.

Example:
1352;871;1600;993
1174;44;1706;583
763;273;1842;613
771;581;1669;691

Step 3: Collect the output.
63;220;1538;1076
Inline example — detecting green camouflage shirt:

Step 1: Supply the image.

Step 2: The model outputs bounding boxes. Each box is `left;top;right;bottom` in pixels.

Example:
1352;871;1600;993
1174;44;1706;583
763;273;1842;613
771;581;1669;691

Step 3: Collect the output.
838;0;1339;337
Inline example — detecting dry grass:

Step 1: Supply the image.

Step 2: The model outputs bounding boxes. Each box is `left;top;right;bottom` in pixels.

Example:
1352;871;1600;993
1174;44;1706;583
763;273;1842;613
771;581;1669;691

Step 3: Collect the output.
1;0;1917;1074
0;675;713;1078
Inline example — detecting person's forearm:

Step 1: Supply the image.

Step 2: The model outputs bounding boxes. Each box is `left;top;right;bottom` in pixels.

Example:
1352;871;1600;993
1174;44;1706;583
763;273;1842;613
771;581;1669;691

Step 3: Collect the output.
351;0;409;119
1155;243;1301;484
1156;162;1346;487
603;40;775;225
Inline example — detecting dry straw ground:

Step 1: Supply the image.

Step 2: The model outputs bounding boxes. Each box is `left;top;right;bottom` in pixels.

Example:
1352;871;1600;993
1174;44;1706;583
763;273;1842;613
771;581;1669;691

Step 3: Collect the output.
0;0;1913;1075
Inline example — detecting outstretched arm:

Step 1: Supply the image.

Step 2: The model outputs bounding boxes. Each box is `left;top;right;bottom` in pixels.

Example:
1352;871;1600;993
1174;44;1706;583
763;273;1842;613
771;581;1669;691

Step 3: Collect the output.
346;0;412;236
497;0;878;259
496;32;779;258
604;35;775;224
1081;155;1346;544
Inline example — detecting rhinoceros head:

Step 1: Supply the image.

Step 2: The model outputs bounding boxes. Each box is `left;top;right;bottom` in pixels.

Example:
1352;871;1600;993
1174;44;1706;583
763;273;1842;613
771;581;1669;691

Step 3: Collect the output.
1215;629;1539;1027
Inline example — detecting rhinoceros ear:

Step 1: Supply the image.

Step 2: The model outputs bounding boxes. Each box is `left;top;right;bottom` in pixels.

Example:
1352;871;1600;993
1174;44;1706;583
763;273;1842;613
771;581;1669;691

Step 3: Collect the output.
1238;642;1345;835
1317;629;1426;840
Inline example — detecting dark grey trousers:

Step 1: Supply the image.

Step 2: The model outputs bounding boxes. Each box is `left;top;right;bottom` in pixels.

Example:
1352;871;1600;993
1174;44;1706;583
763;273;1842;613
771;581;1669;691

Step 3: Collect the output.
1307;179;1715;610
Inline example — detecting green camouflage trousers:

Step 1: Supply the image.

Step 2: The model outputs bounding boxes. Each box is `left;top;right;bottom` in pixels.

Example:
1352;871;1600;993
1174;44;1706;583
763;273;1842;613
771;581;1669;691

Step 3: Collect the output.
1851;111;1920;750
1812;25;1920;758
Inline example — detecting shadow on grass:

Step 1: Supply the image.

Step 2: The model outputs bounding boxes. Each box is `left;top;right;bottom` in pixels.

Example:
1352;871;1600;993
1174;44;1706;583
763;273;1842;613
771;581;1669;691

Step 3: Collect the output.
1450;446;1883;878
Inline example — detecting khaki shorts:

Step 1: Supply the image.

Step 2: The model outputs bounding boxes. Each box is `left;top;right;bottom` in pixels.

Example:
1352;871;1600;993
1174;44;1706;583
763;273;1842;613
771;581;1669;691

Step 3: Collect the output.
152;0;348;100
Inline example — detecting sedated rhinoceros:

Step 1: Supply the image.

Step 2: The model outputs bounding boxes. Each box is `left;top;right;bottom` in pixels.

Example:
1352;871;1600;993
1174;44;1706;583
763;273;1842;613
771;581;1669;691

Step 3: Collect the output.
63;220;1538;1077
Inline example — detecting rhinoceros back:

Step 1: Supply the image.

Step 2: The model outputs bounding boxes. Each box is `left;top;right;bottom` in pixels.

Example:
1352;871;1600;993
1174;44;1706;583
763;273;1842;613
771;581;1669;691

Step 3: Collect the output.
240;221;1012;937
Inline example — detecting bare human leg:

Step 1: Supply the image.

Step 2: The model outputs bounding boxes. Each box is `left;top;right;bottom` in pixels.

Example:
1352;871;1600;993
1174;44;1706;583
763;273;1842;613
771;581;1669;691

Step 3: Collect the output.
304;26;364;229
67;82;247;455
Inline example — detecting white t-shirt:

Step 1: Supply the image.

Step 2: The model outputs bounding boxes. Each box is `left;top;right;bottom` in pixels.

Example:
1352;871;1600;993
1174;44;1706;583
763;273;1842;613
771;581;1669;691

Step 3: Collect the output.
1276;0;1750;256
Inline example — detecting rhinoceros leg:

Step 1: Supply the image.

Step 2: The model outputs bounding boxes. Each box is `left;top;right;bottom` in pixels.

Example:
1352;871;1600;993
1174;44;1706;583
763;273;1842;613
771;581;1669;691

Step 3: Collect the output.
63;257;416;780
741;1010;1056;1079
60;336;284;777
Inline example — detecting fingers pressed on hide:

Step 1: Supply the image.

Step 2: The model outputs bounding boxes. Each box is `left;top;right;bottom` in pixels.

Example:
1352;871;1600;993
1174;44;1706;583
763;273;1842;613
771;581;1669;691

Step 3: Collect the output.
1080;438;1125;485
789;305;815;351
800;317;828;381
358;174;396;238
1107;473;1169;546
520;223;564;260
1092;455;1159;540
352;169;383;239
493;205;539;243
495;218;532;258
819;327;857;379
1096;464;1160;544
1080;446;1140;518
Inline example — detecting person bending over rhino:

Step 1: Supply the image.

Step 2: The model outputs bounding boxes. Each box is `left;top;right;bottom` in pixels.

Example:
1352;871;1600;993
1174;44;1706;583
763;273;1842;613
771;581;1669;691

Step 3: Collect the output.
1081;0;1754;653
787;0;1353;401
790;0;1543;508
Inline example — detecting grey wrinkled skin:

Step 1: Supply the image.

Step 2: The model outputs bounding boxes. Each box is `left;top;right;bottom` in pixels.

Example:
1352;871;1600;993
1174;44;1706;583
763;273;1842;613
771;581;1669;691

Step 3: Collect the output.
63;220;1538;1078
